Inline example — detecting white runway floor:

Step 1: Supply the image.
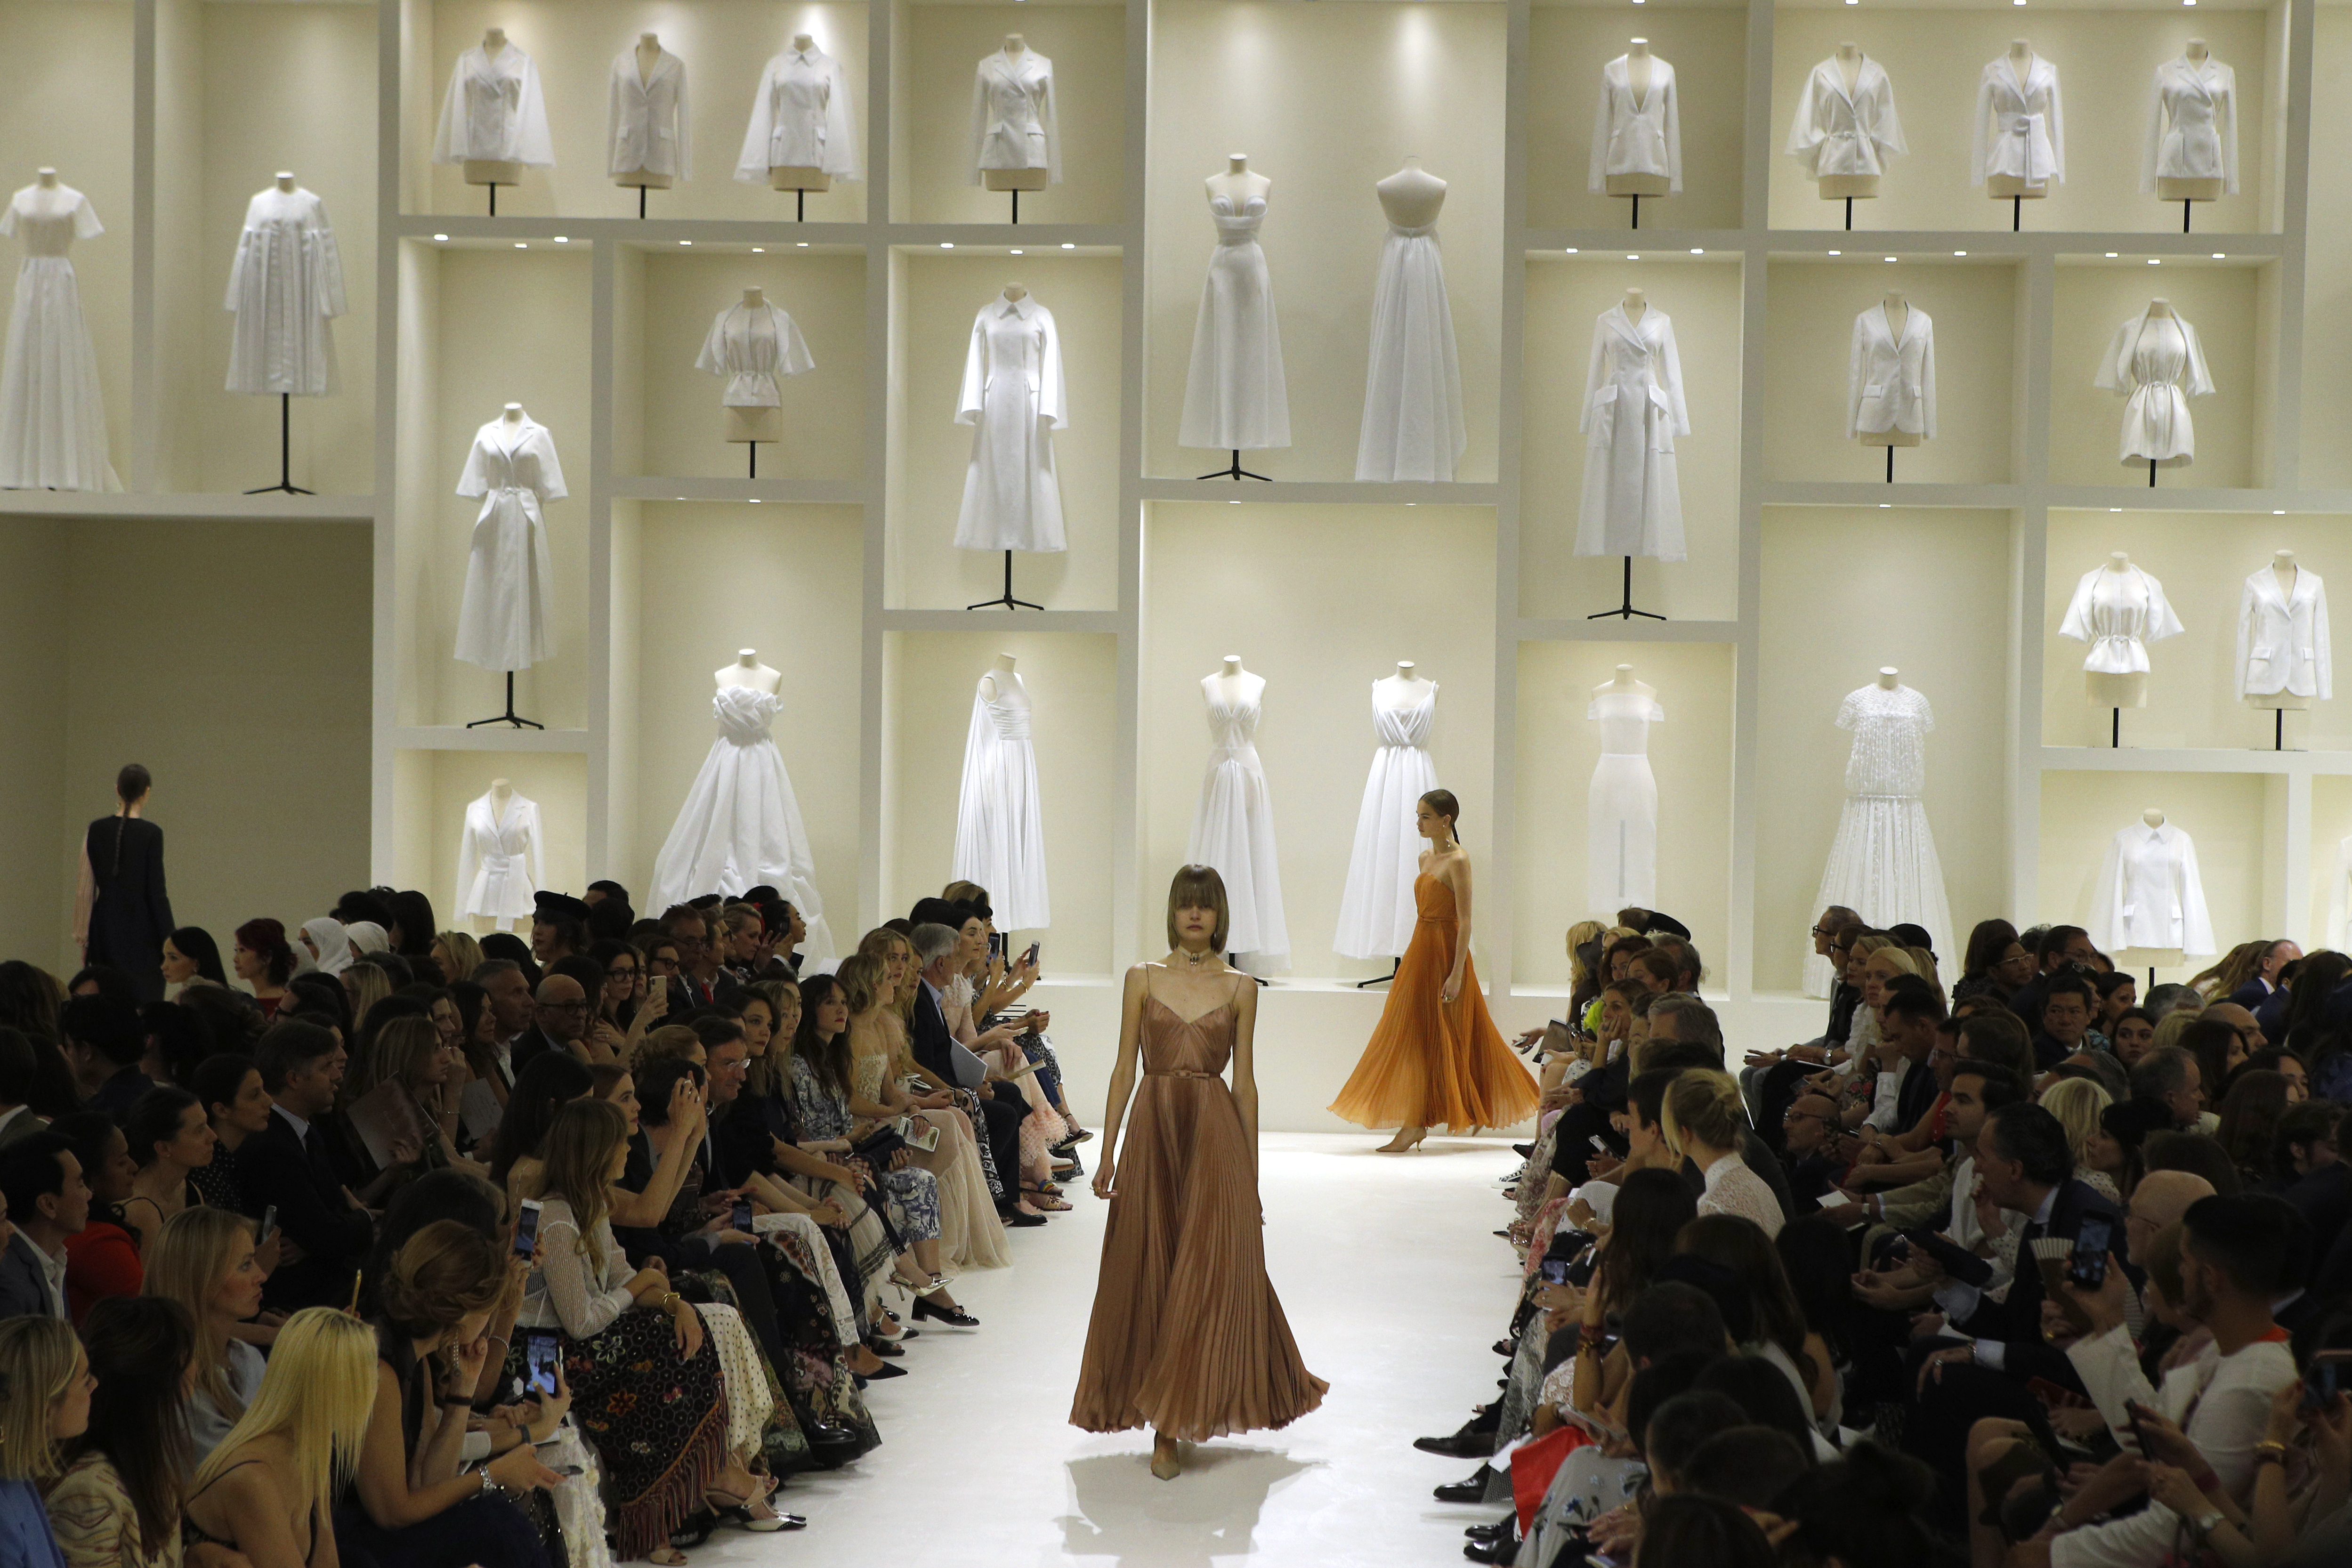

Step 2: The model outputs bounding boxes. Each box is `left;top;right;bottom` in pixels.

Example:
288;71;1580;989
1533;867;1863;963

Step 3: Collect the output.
695;1132;1528;1568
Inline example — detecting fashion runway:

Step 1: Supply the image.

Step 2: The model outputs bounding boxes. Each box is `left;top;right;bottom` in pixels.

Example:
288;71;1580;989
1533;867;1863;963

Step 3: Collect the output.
699;1132;1524;1567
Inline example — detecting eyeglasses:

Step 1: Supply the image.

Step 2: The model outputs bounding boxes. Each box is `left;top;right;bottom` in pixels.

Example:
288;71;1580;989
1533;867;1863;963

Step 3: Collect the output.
1783;1109;1829;1124
1810;926;1836;938
649;955;680;971
606;968;639;984
672;935;709;950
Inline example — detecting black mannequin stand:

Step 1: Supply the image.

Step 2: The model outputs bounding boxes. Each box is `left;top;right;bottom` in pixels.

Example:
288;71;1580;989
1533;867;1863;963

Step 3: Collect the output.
243;394;314;495
639;186;647;219
1844;196;1854;232
2182;199;2193;234
2275;709;2286;751
968;550;1042;611
1587;556;1665;622
1627;193;1640;231
468;671;542;730
1885;445;1894;483
1196;449;1271;481
1356;960;1400;990
796;188;805;222
2149;459;2158;488
486;182;499;217
1010;189;1019;224
2111;707;2121;748
2011;195;2021;232
747;441;765;478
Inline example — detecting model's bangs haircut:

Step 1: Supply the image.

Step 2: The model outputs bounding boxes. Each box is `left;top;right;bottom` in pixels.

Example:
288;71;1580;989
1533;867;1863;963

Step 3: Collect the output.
1166;864;1231;954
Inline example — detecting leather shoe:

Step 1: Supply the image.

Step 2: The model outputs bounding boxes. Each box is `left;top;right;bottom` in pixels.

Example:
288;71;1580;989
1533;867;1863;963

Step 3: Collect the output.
867;1337;904;1358
1463;1527;1518;1563
1002;1210;1048;1228
1414;1430;1498;1459
911;1295;979;1328
1432;1467;1494;1504
1465;1514;1515;1542
1512;1142;1535;1158
1492;1339;1517;1358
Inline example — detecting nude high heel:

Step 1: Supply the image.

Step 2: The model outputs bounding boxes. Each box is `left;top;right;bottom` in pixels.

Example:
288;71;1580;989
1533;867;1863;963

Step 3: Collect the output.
1151;1434;1182;1480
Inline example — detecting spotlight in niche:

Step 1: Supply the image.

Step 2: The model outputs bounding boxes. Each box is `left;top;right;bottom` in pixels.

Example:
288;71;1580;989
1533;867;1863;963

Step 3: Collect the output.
2148;258;2161;265
2275;510;2287;515
2105;252;2119;258
796;242;808;248
514;242;526;249
1690;247;1703;254
1060;242;1075;250
2211;252;2225;259
752;247;765;253
552;235;567;243
680;240;692;246
1628;253;1640;261
750;498;761;503
1827;249;1841;256
1565;247;1579;254
1884;256;1897;262
942;242;955;248
1879;503;1891;508
2110;508;2123;513
1011;248;1024;255
1954;250;1967;256
433;234;448;242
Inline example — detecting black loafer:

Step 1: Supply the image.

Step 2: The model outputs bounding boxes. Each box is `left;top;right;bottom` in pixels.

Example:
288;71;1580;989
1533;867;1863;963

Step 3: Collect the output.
911;1296;980;1327
1464;1528;1518;1563
1465;1514;1515;1542
1414;1431;1498;1459
867;1337;904;1358
1492;1339;1518;1358
1433;1468;1494;1504
1004;1211;1047;1228
1512;1142;1535;1157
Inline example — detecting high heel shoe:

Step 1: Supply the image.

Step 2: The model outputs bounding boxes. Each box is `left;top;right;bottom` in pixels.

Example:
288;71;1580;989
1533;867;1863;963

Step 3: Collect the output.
1374;1128;1429;1154
1150;1439;1181;1481
911;1294;979;1328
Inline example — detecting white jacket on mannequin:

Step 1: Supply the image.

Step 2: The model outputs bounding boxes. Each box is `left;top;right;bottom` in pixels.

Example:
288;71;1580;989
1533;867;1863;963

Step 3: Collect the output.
1848;302;1935;440
456;789;543;926
736;46;860;181
1971;53;2064;188
2145;55;2237;194
2057;564;2184;676
433;45;556;166
1787;54;1905;180
2087;819;2214;957
2235;566;2330;700
1591;55;1680;193
608;46;690;180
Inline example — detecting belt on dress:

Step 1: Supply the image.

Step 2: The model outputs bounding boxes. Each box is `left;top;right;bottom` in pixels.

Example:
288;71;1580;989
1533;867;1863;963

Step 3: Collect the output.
1144;1069;1217;1080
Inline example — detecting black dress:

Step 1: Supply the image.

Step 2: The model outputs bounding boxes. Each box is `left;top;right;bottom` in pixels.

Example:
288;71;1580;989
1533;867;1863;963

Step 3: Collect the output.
84;815;173;1001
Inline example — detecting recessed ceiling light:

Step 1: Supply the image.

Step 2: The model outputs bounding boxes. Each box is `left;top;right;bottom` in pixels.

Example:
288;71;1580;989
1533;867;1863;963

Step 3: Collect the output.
2274;510;2287;516
433;234;448;242
1884;256;1898;263
1954;250;1967;257
749;498;761;503
941;242;954;249
752;247;764;253
1689;247;1703;254
552;235;567;243
2105;252;2119;258
2110;508;2123;513
796;242;808;248
513;242;526;249
1010;248;1024;255
1827;249;1841;256
1879;502;1891;508
2149;258;2161;265
1060;242;1074;250
2211;252;2225;260
1565;247;1579;254
1627;254;1640;261
679;240;691;246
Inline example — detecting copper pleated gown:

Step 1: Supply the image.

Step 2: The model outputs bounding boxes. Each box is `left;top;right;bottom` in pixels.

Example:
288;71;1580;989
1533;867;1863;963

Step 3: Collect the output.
1069;975;1328;1441
1329;875;1542;1132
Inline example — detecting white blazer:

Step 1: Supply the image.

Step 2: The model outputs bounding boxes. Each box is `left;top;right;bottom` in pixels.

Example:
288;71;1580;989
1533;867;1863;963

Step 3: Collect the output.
2145;56;2237;194
1787;55;1905;180
608;47;690;181
1590;55;1681;193
1847;302;1935;439
1971;53;2064;188
2235;566;2331;700
2087;820;2215;957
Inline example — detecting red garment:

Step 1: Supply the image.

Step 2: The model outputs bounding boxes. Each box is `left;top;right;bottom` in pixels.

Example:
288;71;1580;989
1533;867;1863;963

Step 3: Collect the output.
255;994;283;1021
1512;1423;1596;1531
63;1220;142;1326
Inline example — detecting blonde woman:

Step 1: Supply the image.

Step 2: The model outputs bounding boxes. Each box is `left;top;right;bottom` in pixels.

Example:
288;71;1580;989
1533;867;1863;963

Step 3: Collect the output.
1662;1070;1782;1238
2039;1076;2119;1201
432;930;486;986
182;1308;379;1568
0;1316;93;1559
143;1207;272;1465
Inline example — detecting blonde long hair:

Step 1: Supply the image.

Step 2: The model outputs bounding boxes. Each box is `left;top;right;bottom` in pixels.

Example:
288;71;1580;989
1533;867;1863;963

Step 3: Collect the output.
142;1206;257;1422
0;1317;81;1482
2040;1077;2113;1172
856;927;917;1021
537;1098;630;1275
1660;1070;1746;1160
837;952;889;1019
189;1309;375;1522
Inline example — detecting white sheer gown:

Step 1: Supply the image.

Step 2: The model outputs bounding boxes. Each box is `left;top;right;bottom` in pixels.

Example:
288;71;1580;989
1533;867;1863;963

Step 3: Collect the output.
1186;679;1290;963
953;671;1051;930
1803;684;1953;997
1179;193;1289;452
1588;689;1664;911
0;184;118;492
647;685;837;969
1334;684;1440;960
1355;223;1466;482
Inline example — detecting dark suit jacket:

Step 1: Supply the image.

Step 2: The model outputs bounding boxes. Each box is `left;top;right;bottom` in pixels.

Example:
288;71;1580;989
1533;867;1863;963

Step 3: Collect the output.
83;816;173;1002
88;1067;156;1125
909;983;956;1086
236;1107;374;1311
1961;1177;2126;1365
509;1026;574;1077
2287;1163;2352;1291
1893;1055;1941;1134
2226;978;2277;1012
0;1230;62;1319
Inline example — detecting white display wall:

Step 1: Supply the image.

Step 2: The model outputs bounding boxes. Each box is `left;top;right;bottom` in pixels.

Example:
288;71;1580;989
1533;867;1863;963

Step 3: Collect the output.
11;0;2352;1130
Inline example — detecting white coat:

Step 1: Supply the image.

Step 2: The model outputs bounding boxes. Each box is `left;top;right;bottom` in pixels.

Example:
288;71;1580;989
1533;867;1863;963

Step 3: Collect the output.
970;48;1059;184
954;294;1066;553
1971;54;2064;188
433;45;555;167
453;417;566;671
695;302;814;408
2095;306;2213;465
2058;564;2184;676
2087;820;2215;957
2145;56;2237;194
608;47;690;181
223;186;344;397
455;789;543;925
1576;304;1689;562
2234;566;2331;701
1590;55;1680;194
736;48;860;180
1847;302;1934;440
1787;55;1906;180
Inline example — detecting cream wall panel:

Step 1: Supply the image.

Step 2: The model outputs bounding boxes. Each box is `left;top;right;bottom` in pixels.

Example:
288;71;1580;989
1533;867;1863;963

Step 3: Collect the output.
1768;11;2272;236
1526;6;1747;233
2037;769;2270;987
607;500;645;885
634;250;866;481
1520;255;1741;622
623;502;864;930
1754;508;2013;993
391;239;439;729
1144;1;1505;484
885;630;1116;968
2299;10;2352;488
2048;261;2261;490
416;0;870;222
1763;260;2017;487
1511;639;1733;988
903;3;1124;226
893;252;1121;610
406;749;588;933
1139;502;1498;980
2307;776;2352;947
0;522;69;967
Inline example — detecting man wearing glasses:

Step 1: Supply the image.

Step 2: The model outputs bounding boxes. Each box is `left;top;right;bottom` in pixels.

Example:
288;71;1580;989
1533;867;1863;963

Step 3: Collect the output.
1780;1092;1845;1206
659;905;735;1011
512;972;592;1073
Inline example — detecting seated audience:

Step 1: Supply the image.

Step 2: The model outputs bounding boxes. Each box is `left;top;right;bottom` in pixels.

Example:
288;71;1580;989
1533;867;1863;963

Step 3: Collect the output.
0;1315;91;1566
46;1296;194;1568
142;1206;271;1465
234;1022;372;1312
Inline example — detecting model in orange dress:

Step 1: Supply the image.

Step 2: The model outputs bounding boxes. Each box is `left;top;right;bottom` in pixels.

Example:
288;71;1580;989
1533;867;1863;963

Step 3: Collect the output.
1329;788;1541;1151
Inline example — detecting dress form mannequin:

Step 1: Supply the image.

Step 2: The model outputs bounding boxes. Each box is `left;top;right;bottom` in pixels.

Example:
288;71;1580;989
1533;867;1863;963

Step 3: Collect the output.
770;34;834;193
721;287;785;446
981;37;1050;193
1600;663;1655;701
1206;654;1261;707
1374;660;1437;712
490;776;512;807
2156;40;2224;203
1620;286;1646;326
2088;552;2150;709
2110;807;2186;970
1205;154;1269;208
2248;550;2311;712
273;171;295;195
1376;157;1447;229
1876;665;1900;693
1818;43;1880;201
1001;281;1026;305
1607;41;1671;198
464;29;525;188
1860;293;1921;448
978;651;1020;704
716;648;783;695
1986;41;2046;201
617;34;674;192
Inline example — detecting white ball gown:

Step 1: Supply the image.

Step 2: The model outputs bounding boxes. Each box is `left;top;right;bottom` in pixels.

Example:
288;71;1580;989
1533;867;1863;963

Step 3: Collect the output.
1355;221;1465;483
1804;682;1953;997
952;671;1051;931
1178;192;1290;452
1186;679;1290;964
1333;683;1439;961
0;183;119;492
1588;687;1663;911
648;685;837;970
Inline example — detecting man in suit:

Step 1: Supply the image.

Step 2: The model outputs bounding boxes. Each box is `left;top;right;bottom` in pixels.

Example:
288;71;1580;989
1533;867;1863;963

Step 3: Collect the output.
510;973;589;1075
659;905;736;1013
471;958;536;1089
0;1132;89;1319
62;994;153;1123
2224;938;2297;1011
1869;983;1946;1136
909;921;1040;1226
0;1028;50;1150
237;1020;374;1312
2007;924;2096;1029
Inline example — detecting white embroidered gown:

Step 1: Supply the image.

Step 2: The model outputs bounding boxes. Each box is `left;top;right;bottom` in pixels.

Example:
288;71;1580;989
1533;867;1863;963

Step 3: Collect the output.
1179;193;1290;452
1588;688;1664;911
1186;677;1290;963
953;671;1051;931
0;184;117;492
1803;684;1954;997
1334;684;1440;960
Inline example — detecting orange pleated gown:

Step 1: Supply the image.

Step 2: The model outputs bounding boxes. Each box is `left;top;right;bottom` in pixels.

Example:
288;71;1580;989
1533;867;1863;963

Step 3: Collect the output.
1329;874;1542;1132
1069;976;1328;1441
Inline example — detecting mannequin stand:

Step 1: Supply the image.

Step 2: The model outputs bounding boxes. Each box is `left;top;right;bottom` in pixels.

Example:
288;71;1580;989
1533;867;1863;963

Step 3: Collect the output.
796;188;805;222
1196;449;1271;481
2111;707;2121;748
486;182;500;217
2011;195;2021;232
2274;709;2286;751
243;394;314;495
1885;445;1894;483
2182;199;2194;234
967;550;1043;611
467;671;543;730
1356;960;1400;989
1587;556;1665;622
638;186;647;219
747;441;764;478
1844;196;1854;232
1627;194;1640;231
1010;190;1020;224
2149;459;2158;488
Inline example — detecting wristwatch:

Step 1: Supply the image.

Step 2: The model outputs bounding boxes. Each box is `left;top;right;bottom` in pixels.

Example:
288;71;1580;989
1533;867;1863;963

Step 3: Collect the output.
2190;1508;2225;1537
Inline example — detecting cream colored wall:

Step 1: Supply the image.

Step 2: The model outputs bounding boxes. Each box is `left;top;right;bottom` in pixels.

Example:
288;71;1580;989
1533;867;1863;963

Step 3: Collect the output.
1526;5;1748;234
885;630;1116;968
417;0;870;222
1138;502;1499;982
1511;639;1733;988
1520;255;1742;622
892;252;1122;610
2041;510;2352;752
622;502;865;931
396;749;589;933
1769;11;2273;236
1144;2;1505;484
391;239;439;728
2048;261;2262;490
1763;260;2018;487
2308;776;2352;947
634;249;867;481
2037;769;2273;987
1753;507;2014;993
0;522;69;965
2298;9;2352;488
902;3;1124;226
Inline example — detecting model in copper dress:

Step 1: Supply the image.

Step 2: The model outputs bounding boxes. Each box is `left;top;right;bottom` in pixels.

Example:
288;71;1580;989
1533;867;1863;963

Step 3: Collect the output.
1070;865;1327;1479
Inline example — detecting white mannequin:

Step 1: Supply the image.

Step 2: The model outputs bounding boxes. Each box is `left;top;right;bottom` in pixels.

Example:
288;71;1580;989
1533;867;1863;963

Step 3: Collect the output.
1987;40;2045;201
2157;40;2223;202
2088;551;2149;709
501;401;527;427
981;36;1050;193
2147;297;2175;321
1608;41;1670;198
490;776;512;807
1374;659;1438;713
2250;550;2310;712
274;170;296;194
1596;663;1656;702
716;647;783;695
465;29;525;188
616;33;674;192
1620;286;1647;326
1205;154;1269;208
721;286;784;446
1000;281;1026;304
1876;665;1900;692
21;167;72;220
1861;292;1920;449
770;33;834;192
1818;42;1880;201
1376;157;1447;229
1204;654;1264;711
978;650;1023;704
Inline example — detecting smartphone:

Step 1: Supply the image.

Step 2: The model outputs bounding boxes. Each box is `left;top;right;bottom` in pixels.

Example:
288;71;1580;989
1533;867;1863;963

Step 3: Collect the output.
1589;1134;1611;1151
1023;941;1040;967
255;1205;278;1247
988;931;1005;960
1540;1257;1570;1286
2304;1349;2352;1412
2067;1216;2113;1291
514;1198;543;1259
731;1198;754;1233
551;1464;585;1479
523;1329;561;1399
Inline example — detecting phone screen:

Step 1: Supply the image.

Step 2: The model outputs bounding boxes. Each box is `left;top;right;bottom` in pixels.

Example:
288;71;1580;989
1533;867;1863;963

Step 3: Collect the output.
2305;1350;2352;1412
514;1200;542;1259
1024;941;1040;966
2068;1217;2113;1290
1541;1258;1569;1286
732;1199;754;1233
256;1205;278;1246
524;1330;560;1398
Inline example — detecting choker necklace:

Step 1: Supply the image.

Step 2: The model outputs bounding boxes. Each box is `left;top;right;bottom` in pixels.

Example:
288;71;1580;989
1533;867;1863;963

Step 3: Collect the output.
1180;948;1210;969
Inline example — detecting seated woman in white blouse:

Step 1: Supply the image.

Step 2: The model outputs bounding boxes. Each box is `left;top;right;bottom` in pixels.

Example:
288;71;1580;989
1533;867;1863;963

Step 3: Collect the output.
1663;1070;1784;1239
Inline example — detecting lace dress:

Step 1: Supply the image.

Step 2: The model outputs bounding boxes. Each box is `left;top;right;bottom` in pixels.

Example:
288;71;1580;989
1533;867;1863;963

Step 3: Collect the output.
1803;684;1954;998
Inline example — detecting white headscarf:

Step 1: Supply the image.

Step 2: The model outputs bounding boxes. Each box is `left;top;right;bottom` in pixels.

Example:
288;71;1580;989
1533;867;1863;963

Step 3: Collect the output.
298;916;353;976
345;921;390;958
